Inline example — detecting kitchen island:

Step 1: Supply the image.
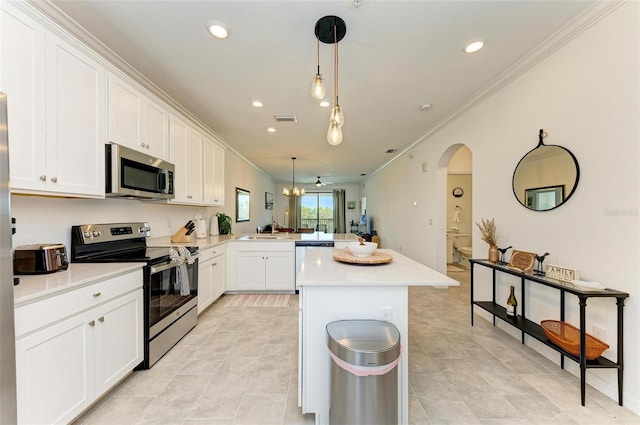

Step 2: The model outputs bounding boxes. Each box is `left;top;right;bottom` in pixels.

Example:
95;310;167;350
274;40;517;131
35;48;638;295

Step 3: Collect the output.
297;247;458;425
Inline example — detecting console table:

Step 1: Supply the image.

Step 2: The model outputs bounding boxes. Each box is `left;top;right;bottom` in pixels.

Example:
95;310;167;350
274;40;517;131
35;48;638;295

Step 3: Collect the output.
469;259;629;406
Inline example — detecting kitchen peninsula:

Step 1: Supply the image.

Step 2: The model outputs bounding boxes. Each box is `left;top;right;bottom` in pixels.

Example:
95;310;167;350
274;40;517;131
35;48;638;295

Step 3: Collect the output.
297;248;459;425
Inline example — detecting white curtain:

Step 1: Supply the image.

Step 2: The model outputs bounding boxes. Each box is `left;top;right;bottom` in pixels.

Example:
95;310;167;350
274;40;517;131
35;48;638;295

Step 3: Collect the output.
333;189;346;233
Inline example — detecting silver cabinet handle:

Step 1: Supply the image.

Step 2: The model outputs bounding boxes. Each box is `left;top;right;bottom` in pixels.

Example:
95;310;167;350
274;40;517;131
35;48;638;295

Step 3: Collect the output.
93;292;101;297
89;320;95;327
50;176;57;183
98;316;104;323
39;175;46;181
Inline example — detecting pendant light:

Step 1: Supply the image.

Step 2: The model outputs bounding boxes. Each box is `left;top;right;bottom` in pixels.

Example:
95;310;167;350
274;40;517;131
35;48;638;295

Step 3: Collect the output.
314;16;346;146
283;157;305;197
310;38;325;100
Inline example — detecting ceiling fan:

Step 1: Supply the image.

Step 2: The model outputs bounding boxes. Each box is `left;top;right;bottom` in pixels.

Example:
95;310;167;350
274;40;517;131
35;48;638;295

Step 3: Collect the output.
315;176;332;187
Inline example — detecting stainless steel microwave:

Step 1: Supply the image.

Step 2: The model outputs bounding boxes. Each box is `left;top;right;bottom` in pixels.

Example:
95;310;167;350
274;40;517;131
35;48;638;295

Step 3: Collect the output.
105;144;175;199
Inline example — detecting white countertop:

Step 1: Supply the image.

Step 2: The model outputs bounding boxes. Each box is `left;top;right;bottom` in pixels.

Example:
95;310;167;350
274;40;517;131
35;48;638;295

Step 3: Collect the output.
147;234;234;250
14;262;144;305
148;232;357;248
297;248;459;287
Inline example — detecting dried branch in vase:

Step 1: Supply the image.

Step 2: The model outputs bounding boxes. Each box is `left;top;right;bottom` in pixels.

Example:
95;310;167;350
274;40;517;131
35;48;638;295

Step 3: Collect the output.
475;218;497;246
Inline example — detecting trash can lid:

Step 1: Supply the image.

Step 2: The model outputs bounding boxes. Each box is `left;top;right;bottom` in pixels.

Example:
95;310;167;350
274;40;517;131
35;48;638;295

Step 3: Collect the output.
327;320;401;366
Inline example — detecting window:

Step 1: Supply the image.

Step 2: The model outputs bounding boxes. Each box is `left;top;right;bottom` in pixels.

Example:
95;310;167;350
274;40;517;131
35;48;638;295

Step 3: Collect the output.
301;192;333;232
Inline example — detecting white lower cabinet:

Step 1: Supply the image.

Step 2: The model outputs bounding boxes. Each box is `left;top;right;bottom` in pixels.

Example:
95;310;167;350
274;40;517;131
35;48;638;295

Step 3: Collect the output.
227;242;295;292
198;246;226;314
14;269;143;425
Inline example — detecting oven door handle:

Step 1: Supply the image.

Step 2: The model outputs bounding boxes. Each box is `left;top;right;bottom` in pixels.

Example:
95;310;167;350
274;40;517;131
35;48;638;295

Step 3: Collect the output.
150;262;178;274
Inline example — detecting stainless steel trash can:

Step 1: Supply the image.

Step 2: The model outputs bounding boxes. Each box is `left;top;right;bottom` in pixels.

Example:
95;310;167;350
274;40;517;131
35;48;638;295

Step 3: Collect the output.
327;320;402;425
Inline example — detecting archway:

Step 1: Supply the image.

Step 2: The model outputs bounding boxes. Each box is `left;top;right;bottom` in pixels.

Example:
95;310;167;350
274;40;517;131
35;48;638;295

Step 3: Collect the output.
436;144;473;274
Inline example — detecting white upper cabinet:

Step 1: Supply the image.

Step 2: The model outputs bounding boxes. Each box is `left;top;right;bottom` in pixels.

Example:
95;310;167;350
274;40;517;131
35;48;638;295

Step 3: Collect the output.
169;114;203;204
203;136;225;206
1;4;105;198
107;73;168;160
169;114;225;206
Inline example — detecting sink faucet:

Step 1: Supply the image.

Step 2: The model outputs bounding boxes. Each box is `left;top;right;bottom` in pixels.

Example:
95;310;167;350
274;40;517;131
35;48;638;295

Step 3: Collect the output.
272;216;276;235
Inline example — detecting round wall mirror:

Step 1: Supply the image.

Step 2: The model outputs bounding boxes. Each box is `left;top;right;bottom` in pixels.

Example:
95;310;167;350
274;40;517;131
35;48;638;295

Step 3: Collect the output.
512;130;580;211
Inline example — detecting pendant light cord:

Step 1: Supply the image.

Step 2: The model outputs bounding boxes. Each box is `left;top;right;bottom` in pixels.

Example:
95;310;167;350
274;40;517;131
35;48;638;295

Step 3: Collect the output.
334;23;339;107
316;38;321;75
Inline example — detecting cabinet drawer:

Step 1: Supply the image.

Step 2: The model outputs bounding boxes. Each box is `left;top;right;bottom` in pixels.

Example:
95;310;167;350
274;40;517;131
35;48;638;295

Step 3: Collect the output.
15;269;142;337
199;246;225;263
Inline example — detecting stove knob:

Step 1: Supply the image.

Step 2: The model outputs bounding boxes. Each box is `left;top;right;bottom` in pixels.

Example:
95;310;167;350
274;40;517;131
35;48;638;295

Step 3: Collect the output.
83;231;92;239
139;225;150;233
92;230;100;237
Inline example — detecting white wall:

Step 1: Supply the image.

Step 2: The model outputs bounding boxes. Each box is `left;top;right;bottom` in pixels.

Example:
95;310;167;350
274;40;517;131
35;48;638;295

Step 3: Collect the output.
11;148;277;249
364;2;639;413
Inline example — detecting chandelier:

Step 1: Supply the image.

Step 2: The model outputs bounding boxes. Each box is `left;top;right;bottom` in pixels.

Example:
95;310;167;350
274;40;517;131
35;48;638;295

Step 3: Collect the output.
313;16;346;145
283;157;305;197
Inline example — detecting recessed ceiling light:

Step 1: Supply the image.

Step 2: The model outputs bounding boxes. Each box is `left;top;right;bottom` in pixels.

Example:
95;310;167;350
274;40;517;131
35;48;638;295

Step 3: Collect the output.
320;101;330;108
252;100;263;108
464;40;484;53
267;127;276;133
206;20;229;39
420;103;432;111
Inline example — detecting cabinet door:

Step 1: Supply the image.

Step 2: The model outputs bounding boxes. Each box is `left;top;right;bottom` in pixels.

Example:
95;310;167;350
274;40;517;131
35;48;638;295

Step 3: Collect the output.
265;251;295;291
203;140;225;206
186;126;203;203
237;252;267;290
198;257;214;314
169;115;189;203
211;254;226;300
46;33;105;197
202;137;216;205
16;313;94;425
142;97;168;160
94;289;144;393
212;143;225;206
0;5;46;192
107;73;141;149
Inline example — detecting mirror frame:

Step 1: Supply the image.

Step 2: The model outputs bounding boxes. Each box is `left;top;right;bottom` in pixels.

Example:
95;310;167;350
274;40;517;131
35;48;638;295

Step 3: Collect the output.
512;130;580;211
235;187;250;222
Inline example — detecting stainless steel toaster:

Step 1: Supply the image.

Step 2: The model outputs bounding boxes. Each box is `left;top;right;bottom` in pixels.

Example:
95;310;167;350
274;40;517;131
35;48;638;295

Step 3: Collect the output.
13;244;69;275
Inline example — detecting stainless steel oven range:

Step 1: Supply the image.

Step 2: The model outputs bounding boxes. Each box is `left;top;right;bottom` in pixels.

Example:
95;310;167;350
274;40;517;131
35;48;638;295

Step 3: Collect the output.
71;222;198;368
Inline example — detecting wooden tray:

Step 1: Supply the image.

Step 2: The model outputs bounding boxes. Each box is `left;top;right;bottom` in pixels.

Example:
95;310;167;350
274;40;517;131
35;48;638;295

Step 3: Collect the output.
332;249;393;265
541;320;609;360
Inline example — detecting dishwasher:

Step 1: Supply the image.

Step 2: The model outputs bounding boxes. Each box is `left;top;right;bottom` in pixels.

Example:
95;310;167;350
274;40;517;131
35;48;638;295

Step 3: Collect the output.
295;240;334;291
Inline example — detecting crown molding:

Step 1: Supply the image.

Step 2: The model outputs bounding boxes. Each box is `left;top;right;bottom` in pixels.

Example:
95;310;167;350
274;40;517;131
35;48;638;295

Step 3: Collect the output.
370;0;626;179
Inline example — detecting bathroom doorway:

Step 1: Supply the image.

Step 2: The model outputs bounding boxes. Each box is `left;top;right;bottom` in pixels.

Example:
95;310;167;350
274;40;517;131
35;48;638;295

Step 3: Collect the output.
445;146;472;273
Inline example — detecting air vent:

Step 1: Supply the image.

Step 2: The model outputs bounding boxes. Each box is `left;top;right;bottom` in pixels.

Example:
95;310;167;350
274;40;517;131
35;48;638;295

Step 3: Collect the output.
385;149;398;154
273;115;298;123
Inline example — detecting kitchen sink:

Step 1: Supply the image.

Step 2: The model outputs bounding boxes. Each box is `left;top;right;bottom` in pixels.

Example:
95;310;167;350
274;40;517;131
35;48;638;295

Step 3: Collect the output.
244;235;292;240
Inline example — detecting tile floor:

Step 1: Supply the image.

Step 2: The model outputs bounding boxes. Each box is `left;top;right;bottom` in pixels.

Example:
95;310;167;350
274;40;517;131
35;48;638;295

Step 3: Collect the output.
73;270;640;424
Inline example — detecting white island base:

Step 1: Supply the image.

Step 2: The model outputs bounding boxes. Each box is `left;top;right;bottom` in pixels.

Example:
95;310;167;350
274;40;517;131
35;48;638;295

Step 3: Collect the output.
297;248;459;424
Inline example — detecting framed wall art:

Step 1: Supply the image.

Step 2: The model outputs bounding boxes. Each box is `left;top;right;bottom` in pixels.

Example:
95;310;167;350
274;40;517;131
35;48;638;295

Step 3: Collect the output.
265;192;274;210
236;187;250;222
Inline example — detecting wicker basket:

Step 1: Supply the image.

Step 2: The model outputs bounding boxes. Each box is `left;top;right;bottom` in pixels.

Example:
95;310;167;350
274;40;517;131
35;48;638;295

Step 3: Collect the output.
540;320;609;360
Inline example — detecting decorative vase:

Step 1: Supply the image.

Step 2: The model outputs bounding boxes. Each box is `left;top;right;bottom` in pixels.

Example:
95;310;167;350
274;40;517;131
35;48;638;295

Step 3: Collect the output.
489;245;499;263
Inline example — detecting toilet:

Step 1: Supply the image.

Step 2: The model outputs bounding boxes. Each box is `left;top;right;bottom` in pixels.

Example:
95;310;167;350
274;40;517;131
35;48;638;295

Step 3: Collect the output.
452;234;472;265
